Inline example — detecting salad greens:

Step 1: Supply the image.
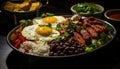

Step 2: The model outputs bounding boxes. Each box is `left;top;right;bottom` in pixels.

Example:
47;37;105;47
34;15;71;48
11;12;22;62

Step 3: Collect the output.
73;2;101;14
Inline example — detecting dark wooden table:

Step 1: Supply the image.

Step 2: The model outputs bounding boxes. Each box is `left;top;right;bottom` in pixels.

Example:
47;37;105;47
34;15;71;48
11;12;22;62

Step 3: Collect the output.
0;2;120;69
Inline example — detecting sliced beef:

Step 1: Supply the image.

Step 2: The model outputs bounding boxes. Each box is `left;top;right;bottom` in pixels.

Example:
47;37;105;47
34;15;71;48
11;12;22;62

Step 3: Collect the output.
96;25;106;31
91;25;102;32
87;27;98;38
80;29;91;40
73;32;86;46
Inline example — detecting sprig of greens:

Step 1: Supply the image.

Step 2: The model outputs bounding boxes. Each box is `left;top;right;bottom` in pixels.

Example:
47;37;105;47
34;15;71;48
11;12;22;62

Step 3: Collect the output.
19;19;32;25
34;13;55;19
40;12;54;18
56;23;62;30
55;32;70;41
79;25;86;29
65;20;77;32
39;24;52;28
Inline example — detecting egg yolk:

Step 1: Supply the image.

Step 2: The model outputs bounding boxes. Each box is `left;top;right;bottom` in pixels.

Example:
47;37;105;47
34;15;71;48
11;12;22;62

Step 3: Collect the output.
35;26;52;36
42;16;57;24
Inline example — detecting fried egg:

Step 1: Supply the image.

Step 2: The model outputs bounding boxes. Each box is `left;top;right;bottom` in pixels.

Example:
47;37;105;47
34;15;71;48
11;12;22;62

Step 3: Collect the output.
33;16;66;29
21;24;60;41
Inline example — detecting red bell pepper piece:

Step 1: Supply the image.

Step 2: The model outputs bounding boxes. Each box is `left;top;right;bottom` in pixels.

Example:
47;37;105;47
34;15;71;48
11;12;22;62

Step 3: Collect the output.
14;39;21;49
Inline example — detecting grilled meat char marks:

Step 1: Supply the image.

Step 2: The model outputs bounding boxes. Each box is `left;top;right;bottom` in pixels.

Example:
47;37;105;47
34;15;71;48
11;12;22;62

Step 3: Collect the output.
86;27;98;38
88;16;103;25
79;17;106;39
73;32;86;46
91;25;102;32
91;25;106;32
80;29;91;40
82;17;91;27
95;25;106;31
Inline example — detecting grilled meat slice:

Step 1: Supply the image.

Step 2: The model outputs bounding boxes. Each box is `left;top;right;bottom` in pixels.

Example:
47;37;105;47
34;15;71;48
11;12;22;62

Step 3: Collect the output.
76;26;81;33
87;27;98;38
96;25;106;31
91;25;102;32
82;18;91;27
80;29;91;40
91;25;106;32
73;32;86;46
88;17;103;25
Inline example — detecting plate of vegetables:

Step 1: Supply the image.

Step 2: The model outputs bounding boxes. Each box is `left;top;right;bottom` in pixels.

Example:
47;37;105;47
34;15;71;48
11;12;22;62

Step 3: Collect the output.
7;13;116;58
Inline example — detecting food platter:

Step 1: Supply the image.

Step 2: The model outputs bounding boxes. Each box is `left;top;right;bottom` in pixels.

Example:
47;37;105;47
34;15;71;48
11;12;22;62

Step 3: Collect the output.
7;14;116;58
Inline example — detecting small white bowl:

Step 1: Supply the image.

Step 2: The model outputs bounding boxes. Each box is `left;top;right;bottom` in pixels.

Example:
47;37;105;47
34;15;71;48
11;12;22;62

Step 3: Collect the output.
104;9;120;22
104;9;120;31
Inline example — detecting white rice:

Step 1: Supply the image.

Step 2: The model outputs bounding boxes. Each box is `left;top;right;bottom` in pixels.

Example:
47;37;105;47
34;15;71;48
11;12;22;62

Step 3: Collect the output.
19;40;50;56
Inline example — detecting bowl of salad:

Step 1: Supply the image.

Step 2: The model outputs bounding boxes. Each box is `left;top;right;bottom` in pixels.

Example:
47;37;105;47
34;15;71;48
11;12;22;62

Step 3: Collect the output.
71;2;104;17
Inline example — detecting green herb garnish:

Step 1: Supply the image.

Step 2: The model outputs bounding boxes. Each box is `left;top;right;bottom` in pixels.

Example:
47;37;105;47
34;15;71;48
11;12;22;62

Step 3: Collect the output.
40;13;54;18
39;23;52;28
79;25;86;29
56;23;62;30
19;19;32;25
65;20;77;32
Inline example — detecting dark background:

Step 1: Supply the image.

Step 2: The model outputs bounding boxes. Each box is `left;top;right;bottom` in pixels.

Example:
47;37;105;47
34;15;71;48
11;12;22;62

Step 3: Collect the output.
0;0;120;9
0;0;120;69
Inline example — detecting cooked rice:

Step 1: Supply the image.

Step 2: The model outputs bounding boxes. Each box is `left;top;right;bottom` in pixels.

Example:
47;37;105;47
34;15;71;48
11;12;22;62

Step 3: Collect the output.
19;41;50;56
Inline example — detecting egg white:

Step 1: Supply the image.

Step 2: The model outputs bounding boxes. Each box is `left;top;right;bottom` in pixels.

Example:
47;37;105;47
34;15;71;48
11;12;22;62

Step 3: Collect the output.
21;24;60;41
33;16;66;29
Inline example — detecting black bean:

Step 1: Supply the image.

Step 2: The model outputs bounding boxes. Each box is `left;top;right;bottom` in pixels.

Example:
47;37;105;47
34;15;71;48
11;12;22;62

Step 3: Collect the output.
57;50;61;54
61;38;67;42
68;51;73;54
50;45;56;50
59;52;64;56
59;42;63;45
74;50;78;54
62;45;66;48
77;45;82;48
64;47;69;50
56;46;61;50
56;46;60;49
49;52;54;56
77;47;84;53
55;42;59;46
70;47;75;50
60;46;64;50
53;53;58;56
64;42;69;45
63;49;66;53
72;44;76;47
